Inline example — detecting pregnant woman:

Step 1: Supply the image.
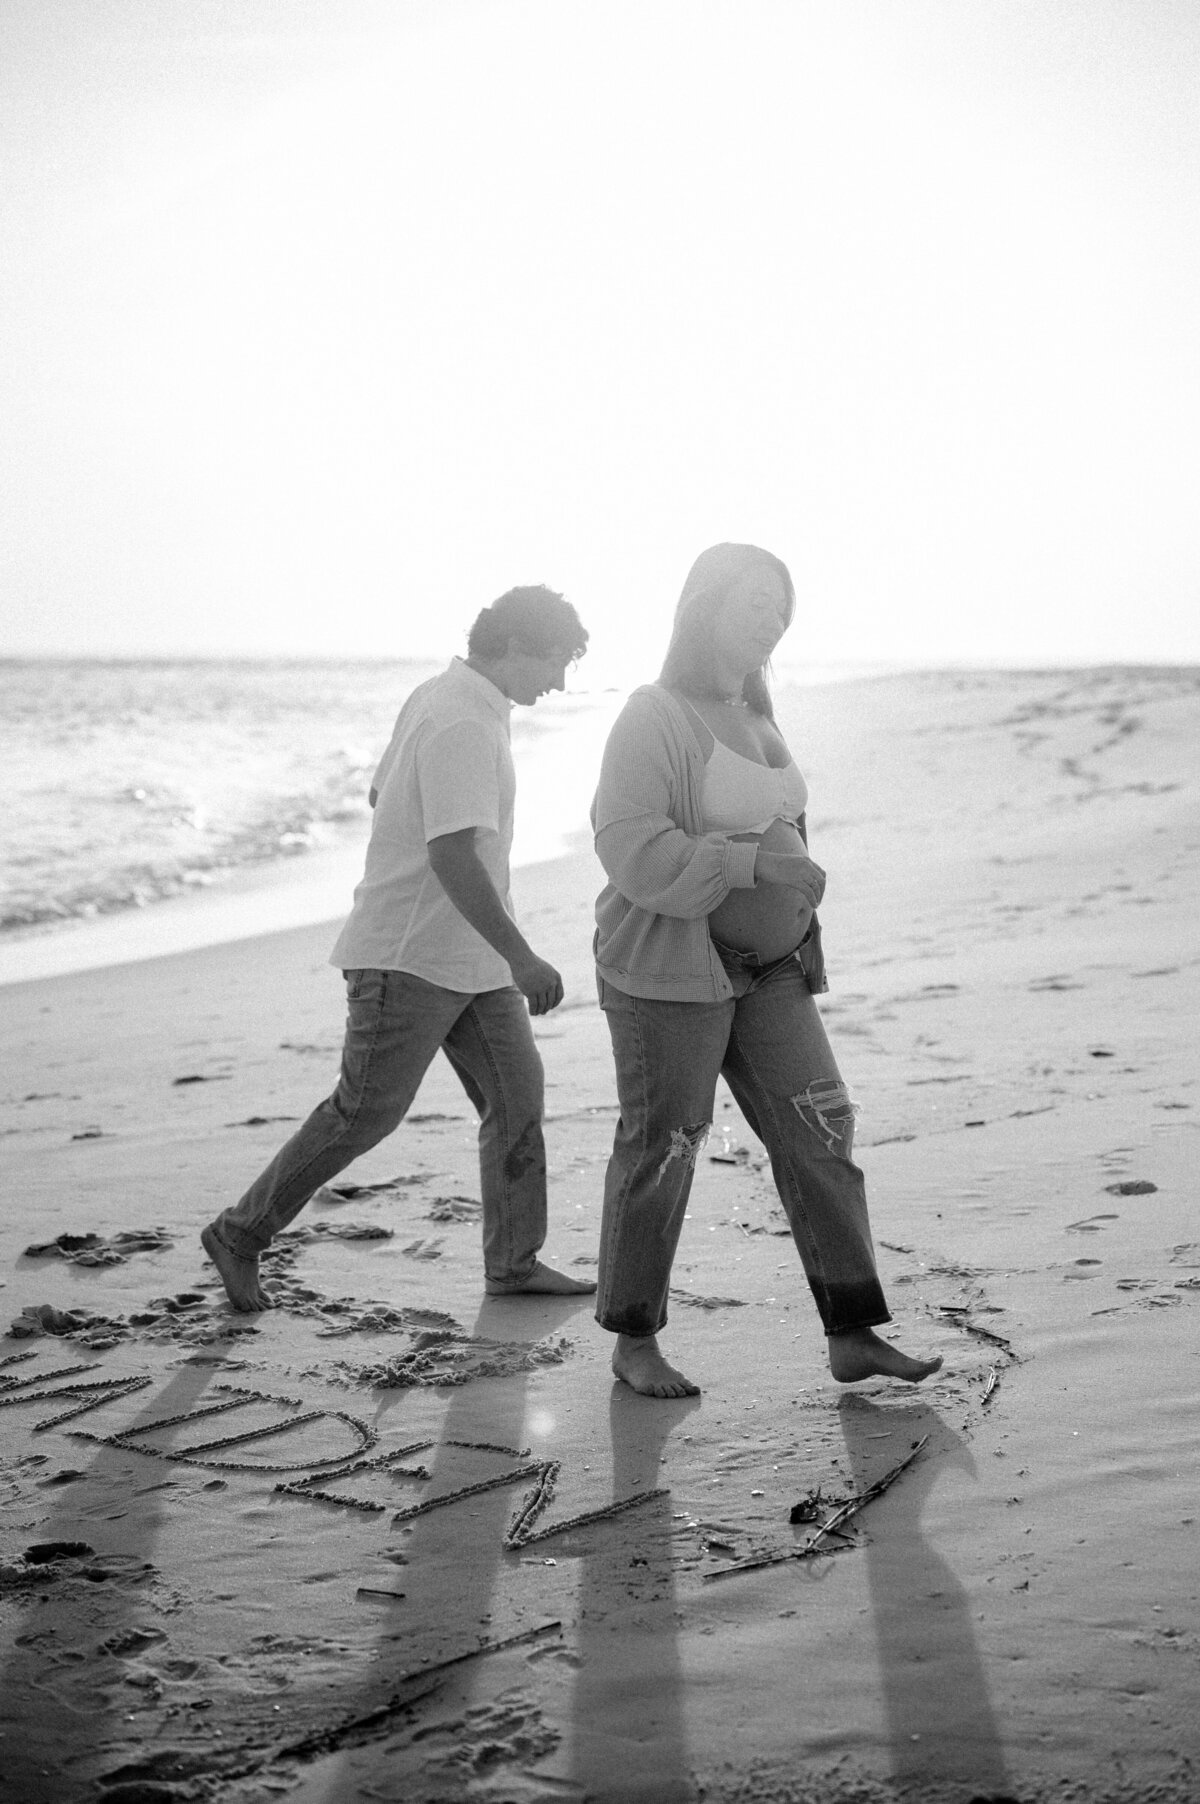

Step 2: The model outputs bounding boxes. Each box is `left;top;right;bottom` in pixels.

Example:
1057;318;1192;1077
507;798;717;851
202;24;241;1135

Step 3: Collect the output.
591;541;942;1397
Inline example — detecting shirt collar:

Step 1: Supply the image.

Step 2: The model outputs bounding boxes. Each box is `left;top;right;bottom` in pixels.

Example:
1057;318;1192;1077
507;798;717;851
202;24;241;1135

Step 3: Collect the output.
450;656;512;719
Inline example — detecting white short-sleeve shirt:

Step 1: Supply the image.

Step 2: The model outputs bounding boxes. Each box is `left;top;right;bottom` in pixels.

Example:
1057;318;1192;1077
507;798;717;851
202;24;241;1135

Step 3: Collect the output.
329;659;517;990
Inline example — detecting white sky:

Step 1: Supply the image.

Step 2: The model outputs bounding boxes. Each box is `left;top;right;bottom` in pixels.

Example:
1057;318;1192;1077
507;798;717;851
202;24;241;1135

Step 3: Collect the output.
2;0;1199;681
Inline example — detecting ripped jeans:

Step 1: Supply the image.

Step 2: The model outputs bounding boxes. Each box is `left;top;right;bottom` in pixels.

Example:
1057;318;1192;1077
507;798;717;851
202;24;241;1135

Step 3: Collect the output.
208;969;547;1287
595;949;891;1338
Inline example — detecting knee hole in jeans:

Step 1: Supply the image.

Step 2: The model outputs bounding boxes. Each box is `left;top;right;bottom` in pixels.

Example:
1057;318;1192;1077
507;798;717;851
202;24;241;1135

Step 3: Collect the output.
789;1080;860;1154
655;1122;711;1185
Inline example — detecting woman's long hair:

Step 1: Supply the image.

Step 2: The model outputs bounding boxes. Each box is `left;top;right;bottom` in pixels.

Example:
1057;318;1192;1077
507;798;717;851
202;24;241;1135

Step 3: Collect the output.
658;542;795;719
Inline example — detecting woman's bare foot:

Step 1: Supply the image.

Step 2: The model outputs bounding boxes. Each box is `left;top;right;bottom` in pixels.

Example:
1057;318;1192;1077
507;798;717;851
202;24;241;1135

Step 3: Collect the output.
485;1259;597;1297
827;1327;942;1385
612;1333;700;1398
200;1225;273;1312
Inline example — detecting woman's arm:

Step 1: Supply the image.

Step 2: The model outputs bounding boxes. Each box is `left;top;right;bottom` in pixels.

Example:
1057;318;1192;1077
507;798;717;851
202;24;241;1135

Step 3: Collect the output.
595;813;758;918
593;694;757;919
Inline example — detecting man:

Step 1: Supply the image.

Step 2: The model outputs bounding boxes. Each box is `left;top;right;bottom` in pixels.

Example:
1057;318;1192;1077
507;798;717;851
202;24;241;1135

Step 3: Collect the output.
201;584;595;1311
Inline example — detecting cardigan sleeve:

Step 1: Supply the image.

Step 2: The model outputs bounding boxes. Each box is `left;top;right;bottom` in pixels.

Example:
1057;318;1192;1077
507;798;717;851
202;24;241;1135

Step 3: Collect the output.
592;692;758;920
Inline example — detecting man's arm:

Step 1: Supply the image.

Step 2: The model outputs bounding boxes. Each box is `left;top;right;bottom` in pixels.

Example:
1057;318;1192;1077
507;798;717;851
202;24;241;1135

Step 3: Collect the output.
426;828;563;1015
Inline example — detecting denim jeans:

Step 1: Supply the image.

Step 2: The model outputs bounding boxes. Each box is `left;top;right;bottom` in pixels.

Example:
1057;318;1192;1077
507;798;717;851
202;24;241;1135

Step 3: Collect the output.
595;946;891;1338
209;969;547;1286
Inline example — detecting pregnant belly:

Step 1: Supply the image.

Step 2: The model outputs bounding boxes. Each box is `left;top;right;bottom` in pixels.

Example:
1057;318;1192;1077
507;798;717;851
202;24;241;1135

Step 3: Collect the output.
708;817;814;962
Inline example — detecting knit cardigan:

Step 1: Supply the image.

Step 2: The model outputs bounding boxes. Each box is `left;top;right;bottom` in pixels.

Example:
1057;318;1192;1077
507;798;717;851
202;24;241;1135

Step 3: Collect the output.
591;684;827;1001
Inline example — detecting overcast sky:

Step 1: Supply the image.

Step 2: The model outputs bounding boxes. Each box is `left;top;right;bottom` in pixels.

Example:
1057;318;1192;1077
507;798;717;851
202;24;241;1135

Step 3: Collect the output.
3;0;1199;680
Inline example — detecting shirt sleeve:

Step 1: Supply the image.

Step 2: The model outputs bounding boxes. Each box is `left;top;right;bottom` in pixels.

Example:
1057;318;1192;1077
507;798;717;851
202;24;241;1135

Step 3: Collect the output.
414;719;502;841
592;692;758;919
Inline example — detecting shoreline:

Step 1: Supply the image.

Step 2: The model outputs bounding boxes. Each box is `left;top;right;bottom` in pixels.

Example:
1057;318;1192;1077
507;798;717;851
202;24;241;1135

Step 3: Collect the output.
0;834;368;989
6;661;1193;991
0;807;604;993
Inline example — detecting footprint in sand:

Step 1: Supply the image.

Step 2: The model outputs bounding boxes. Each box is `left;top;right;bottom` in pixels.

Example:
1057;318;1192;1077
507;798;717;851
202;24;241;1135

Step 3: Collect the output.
425;1196;481;1222
400;1237;445;1260
315;1175;429;1202
23;1228;174;1265
281;1221;393;1242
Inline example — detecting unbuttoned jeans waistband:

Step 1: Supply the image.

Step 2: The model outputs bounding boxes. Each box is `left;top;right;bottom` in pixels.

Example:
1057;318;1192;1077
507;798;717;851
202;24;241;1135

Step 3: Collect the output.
712;922;814;974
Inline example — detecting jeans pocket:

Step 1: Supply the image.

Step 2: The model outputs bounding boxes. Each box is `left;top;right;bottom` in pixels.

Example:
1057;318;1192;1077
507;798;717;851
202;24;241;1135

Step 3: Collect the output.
346;968;386;1006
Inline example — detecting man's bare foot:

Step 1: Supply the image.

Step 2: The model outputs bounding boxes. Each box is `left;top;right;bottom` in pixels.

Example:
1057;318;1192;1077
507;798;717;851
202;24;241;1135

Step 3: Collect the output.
200;1225;273;1313
828;1327;942;1385
612;1333;700;1398
484;1259;597;1297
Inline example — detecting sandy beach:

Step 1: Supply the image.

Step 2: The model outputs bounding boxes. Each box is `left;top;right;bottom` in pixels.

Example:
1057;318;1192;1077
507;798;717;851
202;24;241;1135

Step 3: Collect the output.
3;665;1199;1804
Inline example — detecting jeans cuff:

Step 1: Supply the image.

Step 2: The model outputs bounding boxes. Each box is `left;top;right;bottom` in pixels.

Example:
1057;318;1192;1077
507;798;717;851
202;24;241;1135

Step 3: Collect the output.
207;1217;269;1261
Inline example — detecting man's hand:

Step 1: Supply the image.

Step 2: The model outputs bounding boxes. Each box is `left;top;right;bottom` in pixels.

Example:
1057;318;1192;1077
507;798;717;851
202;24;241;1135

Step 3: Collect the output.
510;953;564;1016
427;828;565;1011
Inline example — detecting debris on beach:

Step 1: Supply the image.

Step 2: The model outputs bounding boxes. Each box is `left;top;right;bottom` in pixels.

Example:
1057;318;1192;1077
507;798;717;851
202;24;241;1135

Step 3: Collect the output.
733;1212;791;1237
963;1320;1018;1357
226;1113;300;1128
788;1485;834;1524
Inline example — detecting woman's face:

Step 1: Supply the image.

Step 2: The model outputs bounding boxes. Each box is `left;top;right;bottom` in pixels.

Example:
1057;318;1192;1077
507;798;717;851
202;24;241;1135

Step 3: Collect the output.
712;564;791;672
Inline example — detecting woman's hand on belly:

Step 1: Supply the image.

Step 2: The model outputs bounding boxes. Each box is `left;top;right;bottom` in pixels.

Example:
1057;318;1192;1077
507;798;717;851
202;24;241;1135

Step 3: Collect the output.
707;819;822;960
754;843;826;910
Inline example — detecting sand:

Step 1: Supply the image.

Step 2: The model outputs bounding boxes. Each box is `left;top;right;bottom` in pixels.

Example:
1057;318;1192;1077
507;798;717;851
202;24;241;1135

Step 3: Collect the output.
2;665;1198;1804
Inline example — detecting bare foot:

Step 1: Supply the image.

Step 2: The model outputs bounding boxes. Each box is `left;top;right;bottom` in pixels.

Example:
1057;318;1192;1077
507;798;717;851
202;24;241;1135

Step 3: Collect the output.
485;1259;597;1297
612;1333;700;1398
828;1327;942;1385
200;1225;273;1313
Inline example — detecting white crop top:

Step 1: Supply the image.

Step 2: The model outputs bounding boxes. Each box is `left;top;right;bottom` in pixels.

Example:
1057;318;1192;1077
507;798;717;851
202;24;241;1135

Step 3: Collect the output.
701;735;809;833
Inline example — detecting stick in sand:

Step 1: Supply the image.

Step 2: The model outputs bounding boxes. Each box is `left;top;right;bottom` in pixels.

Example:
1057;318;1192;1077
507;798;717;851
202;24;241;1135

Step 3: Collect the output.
705;1435;930;1581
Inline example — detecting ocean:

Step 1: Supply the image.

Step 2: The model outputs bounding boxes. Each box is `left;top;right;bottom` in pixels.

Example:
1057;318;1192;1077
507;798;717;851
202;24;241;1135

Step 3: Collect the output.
0;657;628;982
0;656;894;986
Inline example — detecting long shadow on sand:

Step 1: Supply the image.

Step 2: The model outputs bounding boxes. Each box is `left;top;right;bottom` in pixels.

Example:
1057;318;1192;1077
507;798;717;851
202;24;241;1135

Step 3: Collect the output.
837;1392;1016;1802
0;1352;237;1804
567;1382;702;1804
280;1290;590;1800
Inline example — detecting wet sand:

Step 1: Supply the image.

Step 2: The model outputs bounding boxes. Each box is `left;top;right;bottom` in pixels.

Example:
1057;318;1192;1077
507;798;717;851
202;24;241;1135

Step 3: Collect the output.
2;667;1199;1804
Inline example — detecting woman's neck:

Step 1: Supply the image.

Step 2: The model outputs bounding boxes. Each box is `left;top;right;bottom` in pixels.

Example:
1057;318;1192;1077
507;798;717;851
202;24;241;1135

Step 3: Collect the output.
696;661;753;705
